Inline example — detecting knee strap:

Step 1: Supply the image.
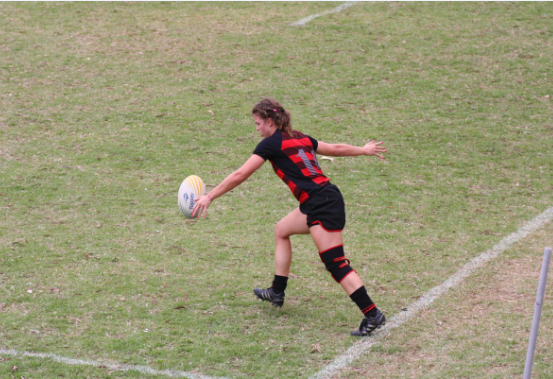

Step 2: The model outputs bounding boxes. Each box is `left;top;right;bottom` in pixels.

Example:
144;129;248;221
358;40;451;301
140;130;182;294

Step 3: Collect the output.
319;245;355;283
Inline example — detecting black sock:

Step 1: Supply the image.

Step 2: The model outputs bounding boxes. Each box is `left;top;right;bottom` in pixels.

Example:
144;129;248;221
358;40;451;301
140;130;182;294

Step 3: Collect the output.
349;286;377;317
271;275;288;294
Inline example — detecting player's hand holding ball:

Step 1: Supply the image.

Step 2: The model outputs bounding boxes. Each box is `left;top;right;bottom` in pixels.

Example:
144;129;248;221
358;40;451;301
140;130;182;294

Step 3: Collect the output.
191;193;212;219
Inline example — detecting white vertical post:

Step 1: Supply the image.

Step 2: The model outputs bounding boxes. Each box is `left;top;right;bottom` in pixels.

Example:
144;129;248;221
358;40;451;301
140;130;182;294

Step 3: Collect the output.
523;247;552;379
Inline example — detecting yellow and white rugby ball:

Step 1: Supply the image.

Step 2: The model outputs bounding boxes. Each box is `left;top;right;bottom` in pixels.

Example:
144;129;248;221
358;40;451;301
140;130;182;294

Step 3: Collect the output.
177;175;206;218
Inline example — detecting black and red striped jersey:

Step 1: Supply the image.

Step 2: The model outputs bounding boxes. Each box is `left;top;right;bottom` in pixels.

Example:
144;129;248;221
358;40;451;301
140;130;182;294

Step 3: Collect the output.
253;129;330;204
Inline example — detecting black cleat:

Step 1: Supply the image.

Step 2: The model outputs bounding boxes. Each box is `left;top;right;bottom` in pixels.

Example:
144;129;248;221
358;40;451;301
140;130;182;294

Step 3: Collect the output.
254;287;285;307
351;309;386;336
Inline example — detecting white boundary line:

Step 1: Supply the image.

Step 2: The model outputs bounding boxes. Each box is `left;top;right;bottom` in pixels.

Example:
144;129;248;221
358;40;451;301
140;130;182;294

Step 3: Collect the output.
290;2;357;27
1;2;549;379
308;206;553;379
0;348;231;379
2;207;552;379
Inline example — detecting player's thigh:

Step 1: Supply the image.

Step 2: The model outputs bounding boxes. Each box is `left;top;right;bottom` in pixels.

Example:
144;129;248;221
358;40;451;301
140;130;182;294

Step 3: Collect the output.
309;224;344;252
275;207;310;238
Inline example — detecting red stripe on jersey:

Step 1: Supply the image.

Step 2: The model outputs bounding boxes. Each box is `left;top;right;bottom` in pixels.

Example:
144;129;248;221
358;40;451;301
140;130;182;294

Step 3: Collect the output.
298;191;310;204
266;130;329;204
270;161;309;203
281;136;313;151
282;132;328;181
313;176;328;185
286;152;325;179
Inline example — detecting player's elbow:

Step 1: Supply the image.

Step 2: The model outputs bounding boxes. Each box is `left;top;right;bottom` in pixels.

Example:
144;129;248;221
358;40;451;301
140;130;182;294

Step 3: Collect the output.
329;145;344;157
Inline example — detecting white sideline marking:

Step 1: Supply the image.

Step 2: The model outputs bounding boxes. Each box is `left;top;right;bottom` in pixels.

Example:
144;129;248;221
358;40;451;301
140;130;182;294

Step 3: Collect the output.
290;2;357;26
0;348;230;379
309;206;553;379
2;208;552;379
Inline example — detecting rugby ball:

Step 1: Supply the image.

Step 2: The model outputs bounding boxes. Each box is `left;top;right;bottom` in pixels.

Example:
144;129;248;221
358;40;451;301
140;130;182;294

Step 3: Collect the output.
177;175;206;218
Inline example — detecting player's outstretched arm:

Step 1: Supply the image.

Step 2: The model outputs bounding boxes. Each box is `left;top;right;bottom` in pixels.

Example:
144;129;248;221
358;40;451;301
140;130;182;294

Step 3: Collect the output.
316;140;386;159
191;154;265;218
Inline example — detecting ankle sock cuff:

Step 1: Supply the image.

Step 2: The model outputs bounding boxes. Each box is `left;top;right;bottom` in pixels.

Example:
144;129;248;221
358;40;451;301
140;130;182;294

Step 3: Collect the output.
272;275;288;294
349;285;378;317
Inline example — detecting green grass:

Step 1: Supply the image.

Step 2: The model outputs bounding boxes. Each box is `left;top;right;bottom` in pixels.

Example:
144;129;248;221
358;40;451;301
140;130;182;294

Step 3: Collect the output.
1;2;552;378
337;225;553;379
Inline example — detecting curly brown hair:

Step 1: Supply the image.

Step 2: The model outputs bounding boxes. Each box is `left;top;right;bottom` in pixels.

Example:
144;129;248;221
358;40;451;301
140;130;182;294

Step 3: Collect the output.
252;98;294;137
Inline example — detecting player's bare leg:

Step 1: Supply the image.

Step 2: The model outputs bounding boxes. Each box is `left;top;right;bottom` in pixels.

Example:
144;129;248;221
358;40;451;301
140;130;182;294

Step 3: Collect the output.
254;208;309;306
274;207;310;276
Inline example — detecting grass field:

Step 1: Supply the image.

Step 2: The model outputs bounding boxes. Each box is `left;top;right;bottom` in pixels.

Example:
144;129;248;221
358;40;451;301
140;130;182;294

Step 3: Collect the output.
338;224;553;379
1;2;552;378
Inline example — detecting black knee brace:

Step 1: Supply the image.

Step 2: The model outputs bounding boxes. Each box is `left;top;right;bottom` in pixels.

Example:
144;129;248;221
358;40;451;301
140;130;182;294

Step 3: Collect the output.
319;245;355;283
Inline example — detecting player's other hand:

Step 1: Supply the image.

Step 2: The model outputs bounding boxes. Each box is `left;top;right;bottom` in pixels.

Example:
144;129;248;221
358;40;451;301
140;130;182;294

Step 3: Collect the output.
363;140;387;159
191;194;212;219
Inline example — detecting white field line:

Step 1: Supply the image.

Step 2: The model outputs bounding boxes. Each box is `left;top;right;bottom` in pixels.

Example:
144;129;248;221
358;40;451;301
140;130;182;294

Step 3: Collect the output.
290;2;357;27
2;208;552;379
0;348;231;379
309;206;553;379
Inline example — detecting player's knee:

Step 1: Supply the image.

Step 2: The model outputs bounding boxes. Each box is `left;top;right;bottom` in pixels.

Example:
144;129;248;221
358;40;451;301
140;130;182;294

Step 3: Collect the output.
274;220;291;240
319;245;355;283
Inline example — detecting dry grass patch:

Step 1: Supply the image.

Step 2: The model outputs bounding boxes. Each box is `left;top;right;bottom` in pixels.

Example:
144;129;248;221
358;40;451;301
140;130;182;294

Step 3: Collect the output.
338;224;553;379
1;2;552;378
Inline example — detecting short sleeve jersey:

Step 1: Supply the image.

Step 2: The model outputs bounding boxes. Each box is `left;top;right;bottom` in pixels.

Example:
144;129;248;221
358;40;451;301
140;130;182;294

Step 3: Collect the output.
253;129;329;204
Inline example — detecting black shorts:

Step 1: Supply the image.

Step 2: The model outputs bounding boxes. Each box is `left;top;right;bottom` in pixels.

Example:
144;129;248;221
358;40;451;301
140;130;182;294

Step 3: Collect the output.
299;184;346;232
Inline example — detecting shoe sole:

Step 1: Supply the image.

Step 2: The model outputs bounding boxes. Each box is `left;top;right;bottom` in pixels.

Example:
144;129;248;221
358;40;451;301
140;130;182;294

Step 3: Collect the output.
255;296;284;307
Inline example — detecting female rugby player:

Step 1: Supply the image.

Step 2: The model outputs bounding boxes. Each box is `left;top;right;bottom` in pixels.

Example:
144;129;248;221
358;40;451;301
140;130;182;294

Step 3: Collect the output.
192;98;387;336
